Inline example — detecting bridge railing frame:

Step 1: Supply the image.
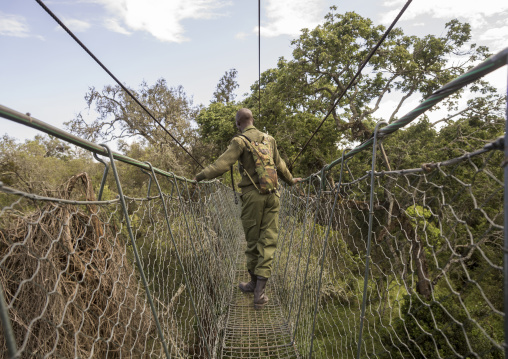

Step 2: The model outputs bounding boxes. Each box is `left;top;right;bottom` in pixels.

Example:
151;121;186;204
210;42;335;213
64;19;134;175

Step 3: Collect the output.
0;105;240;358
282;47;508;359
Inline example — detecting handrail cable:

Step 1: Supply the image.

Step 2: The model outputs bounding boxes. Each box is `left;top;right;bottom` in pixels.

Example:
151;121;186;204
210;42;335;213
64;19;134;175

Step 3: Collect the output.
0;104;207;184
290;47;508;182
35;0;204;169
289;0;412;168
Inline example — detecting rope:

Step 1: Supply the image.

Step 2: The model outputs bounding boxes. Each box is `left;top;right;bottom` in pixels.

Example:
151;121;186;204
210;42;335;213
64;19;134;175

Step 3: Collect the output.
35;0;204;169
289;0;413;168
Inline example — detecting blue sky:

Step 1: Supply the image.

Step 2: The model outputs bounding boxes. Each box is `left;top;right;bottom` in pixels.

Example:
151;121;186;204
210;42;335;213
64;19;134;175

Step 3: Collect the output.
1;0;507;142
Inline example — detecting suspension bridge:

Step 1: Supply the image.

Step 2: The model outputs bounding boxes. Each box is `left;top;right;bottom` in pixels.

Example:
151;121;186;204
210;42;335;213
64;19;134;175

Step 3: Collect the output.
0;45;507;358
1;0;508;356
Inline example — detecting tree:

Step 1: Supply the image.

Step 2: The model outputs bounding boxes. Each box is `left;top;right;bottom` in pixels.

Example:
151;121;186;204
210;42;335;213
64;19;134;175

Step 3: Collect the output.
66;79;200;176
195;102;241;159
195;70;241;180
212;69;239;104
239;10;491;175
281;11;488;134
0;134;96;194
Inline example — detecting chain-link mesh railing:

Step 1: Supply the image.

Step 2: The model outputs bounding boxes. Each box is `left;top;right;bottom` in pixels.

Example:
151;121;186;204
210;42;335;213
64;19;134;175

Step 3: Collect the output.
274;143;504;358
269;48;508;358
0;160;243;358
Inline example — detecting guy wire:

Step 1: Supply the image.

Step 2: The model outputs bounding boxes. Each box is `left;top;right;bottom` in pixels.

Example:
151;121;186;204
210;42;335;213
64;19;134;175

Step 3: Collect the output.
289;0;413;169
35;0;204;169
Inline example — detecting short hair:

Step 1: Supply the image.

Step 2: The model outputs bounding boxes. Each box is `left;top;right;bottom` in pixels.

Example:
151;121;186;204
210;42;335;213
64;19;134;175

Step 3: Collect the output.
236;108;254;124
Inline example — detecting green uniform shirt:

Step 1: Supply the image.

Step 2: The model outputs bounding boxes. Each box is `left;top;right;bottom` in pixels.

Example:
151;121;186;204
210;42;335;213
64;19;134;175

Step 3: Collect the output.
196;125;294;194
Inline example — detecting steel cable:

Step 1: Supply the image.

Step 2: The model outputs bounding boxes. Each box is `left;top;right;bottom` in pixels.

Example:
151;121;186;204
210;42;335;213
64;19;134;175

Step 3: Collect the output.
289;0;412;169
35;0;204;169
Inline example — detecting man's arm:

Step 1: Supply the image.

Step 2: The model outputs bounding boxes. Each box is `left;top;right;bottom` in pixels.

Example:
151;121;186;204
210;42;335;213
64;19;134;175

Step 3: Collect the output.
194;138;243;182
272;140;299;185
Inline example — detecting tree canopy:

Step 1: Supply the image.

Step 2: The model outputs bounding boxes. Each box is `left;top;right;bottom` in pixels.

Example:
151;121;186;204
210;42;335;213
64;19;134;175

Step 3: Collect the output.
196;10;494;176
66;78;201;176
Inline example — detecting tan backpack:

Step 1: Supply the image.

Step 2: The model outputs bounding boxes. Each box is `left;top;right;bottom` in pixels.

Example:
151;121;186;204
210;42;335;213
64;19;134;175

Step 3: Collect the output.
237;134;278;194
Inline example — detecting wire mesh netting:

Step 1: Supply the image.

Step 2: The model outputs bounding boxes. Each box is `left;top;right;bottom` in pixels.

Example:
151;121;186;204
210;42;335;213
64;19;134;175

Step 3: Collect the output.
0;140;504;359
0;47;506;358
0;136;506;359
273;144;504;358
0;171;243;358
220;268;299;359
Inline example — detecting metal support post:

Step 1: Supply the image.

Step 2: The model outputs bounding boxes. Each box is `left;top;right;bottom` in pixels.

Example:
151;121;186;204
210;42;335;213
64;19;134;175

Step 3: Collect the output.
100;145;171;359
0;281;17;359
145;162;212;358
140;169;153;198
308;149;350;358
503;62;508;359
93;152;109;201
356;121;387;359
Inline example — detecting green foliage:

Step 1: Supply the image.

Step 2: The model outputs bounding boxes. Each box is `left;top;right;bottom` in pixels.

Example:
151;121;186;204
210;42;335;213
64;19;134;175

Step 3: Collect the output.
212;68;239;104
195;102;241;157
0;134;99;193
383;293;503;358
194;102;243;185
405;205;441;255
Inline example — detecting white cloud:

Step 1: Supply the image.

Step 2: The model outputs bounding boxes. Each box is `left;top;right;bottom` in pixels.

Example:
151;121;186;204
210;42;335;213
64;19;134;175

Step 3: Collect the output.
260;0;326;37
480;24;508;53
0;12;31;38
381;1;508;53
94;0;229;42
104;18;132;35
61;18;91;32
381;0;508;28
480;18;508;43
235;32;248;40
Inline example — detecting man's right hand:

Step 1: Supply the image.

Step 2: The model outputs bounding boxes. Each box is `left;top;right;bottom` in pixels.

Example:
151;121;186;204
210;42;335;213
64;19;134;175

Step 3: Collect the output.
293;178;303;184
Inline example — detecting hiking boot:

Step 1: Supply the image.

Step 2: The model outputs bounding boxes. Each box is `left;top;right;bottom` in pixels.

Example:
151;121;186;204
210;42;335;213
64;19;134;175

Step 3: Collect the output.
239;270;257;293
254;276;269;309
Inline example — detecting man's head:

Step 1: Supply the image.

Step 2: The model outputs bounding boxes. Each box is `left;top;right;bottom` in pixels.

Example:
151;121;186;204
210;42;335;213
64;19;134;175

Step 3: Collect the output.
236;108;254;132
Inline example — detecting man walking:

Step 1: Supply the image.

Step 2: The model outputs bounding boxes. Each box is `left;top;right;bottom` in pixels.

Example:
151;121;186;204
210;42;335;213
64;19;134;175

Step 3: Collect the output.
194;108;300;309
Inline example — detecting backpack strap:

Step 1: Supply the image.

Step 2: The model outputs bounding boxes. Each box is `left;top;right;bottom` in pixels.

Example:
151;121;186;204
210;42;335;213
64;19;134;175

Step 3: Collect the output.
236;134;264;192
230;165;238;204
237;134;269;167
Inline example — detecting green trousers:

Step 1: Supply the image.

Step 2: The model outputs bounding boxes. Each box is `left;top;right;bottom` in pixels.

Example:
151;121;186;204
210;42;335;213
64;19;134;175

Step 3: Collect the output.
240;190;280;279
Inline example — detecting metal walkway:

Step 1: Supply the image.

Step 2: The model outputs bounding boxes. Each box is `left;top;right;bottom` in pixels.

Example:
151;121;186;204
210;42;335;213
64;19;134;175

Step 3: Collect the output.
221;263;300;358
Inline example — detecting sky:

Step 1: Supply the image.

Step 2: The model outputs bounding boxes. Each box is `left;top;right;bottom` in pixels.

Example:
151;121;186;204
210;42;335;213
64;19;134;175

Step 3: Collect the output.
1;0;507;143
